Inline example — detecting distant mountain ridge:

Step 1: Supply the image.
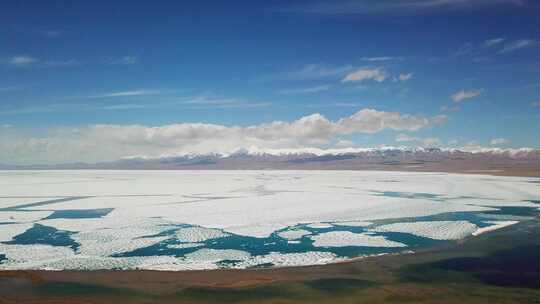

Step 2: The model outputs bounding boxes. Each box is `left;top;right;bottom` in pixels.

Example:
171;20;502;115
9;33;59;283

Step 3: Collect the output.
2;147;540;176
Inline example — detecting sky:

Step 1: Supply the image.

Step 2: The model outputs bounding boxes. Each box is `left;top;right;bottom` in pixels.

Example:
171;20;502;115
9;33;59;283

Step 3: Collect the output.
1;0;540;165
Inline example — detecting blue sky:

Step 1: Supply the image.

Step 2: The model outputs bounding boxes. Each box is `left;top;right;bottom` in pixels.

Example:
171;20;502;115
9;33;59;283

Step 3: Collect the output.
1;0;540;164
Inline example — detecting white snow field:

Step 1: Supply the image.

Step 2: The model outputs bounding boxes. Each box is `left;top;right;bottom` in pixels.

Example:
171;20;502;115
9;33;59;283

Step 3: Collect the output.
0;170;538;270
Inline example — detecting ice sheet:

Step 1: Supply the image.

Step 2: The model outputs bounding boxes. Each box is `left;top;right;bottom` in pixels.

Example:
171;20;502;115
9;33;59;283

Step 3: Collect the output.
0;211;53;223
0;170;538;270
0;223;34;242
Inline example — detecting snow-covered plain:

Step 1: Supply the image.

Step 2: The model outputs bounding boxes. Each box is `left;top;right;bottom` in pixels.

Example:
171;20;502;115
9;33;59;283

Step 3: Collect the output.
0;170;538;270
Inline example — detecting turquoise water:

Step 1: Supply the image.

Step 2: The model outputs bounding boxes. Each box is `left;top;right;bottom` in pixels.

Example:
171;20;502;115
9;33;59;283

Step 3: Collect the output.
44;208;113;219
5;224;79;250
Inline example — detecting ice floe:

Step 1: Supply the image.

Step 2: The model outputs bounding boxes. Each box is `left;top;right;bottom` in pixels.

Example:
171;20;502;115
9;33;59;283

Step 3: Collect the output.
472;221;519;236
174;226;230;242
237;251;339;268
310;231;406;248
0;244;75;269
372;221;479;240
185;248;251;263
72;230;168;257
277;229;311;240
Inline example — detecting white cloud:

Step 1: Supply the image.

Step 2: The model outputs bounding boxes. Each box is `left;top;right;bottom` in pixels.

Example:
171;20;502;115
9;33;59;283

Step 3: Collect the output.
278;85;332;95
395;134;441;147
0;86;24;93
362;56;403;62
500;39;538;53
262;64;353;81
451;89;483;103
5;56;81;68
89;90;163;98
0;109;444;164
398;73;413;81
490;138;510;145
288;0;524;15
483;38;505;48
44;59;80;67
109;56;139;65
334;139;354;148
342;68;389;83
8;56;37;67
422;137;442;147
440;105;460;113
395;134;418;142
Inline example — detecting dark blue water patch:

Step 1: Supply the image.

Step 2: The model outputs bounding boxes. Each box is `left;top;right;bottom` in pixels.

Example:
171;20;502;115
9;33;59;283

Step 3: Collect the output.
370;191;442;201
0;254;6;263
427;244;540;289
4;224;79;250
0;196;91;212
44;208;114;220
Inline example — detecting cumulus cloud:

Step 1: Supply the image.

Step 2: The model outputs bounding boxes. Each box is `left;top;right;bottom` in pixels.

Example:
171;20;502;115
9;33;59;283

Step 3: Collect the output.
451;89;483;103
490;138;510;145
0;109;444;165
342;68;389;83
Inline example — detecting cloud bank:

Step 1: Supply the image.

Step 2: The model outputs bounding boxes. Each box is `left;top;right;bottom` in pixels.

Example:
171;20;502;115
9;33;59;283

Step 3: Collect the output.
0;109;445;165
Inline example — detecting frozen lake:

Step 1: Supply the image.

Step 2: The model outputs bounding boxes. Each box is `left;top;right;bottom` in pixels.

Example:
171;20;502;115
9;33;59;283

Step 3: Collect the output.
0;170;539;270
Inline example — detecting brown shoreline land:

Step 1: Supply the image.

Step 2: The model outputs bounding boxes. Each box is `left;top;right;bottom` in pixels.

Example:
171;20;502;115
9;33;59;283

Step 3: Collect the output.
1;168;539;303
